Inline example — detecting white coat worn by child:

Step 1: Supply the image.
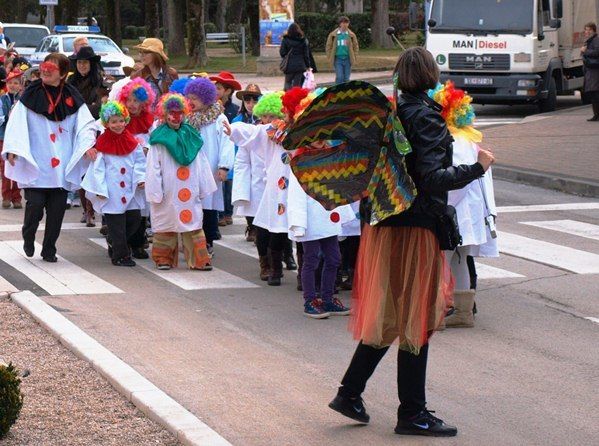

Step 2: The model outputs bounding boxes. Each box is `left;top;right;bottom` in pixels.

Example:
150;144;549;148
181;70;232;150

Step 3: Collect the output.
145;93;217;270
82;101;146;266
184;77;235;255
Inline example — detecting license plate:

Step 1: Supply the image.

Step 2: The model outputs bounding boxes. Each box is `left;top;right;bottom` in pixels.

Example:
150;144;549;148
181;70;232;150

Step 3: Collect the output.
464;77;493;85
104;68;121;75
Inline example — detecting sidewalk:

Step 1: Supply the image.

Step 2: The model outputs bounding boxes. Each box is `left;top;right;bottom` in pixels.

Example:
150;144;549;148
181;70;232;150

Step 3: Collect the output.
483;105;599;198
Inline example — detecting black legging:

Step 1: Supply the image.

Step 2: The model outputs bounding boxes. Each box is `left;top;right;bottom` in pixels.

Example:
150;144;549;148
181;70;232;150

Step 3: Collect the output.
340;235;360;271
255;227;287;257
339;342;429;419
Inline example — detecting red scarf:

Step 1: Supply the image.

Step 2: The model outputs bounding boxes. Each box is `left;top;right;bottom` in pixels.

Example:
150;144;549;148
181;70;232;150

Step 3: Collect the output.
96;129;139;156
127;110;154;135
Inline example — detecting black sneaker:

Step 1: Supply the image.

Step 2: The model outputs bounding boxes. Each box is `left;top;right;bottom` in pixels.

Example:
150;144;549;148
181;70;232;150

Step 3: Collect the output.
395;410;457;437
112;257;136;267
23;241;34;258
132;247;149;259
328;394;370;424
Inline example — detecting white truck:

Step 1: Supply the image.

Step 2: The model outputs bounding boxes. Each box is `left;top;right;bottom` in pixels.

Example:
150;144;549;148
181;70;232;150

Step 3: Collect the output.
425;0;599;112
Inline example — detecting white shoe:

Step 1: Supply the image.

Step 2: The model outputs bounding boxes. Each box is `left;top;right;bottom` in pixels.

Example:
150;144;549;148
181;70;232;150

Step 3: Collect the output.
72;197;81;207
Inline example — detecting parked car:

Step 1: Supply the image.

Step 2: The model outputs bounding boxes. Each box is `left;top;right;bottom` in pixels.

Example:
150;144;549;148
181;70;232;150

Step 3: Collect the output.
29;26;135;78
3;23;50;58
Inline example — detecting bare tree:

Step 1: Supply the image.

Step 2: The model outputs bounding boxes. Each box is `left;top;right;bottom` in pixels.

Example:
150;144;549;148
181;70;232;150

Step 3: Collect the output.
167;0;186;56
145;0;160;37
246;0;259;56
62;0;80;25
186;0;208;68
215;0;228;32
371;0;392;48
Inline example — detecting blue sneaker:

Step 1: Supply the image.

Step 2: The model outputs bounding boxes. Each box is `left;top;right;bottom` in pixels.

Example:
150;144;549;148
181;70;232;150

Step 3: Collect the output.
304;298;330;319
324;297;350;316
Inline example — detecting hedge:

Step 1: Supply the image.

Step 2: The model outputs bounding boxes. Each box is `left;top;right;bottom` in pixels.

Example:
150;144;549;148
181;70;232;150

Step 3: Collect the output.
295;13;372;52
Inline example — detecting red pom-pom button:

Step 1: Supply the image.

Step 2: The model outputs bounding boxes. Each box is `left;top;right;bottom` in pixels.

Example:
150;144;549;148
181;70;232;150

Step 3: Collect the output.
120;181;126;188
330;212;340;223
121;197;127;204
120;167;126;174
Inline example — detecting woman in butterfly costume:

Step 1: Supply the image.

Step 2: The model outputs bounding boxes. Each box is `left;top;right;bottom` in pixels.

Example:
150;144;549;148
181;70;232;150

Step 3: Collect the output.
2;53;97;262
284;48;495;437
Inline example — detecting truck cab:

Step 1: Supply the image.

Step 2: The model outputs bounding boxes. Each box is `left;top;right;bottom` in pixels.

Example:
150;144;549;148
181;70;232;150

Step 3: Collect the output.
426;0;598;112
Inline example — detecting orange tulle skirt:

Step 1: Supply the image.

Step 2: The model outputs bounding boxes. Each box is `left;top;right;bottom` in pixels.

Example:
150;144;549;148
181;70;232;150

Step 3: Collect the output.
350;225;454;354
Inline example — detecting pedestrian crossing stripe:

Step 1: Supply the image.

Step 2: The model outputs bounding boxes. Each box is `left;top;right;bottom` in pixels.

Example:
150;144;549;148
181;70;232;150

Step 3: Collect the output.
0;275;18;293
0;222;98;232
88;238;261;291
497;203;599;213
521;220;599;242
475;263;525;279
0;240;123;295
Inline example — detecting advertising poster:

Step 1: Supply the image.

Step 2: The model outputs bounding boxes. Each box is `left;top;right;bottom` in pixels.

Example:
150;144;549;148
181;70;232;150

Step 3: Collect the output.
259;0;294;46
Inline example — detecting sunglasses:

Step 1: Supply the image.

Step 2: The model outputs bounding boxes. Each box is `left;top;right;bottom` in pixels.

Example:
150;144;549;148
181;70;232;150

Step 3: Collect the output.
243;95;260;102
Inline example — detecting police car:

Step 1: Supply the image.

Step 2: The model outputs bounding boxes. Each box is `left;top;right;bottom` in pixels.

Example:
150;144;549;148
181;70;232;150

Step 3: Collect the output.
29;25;135;78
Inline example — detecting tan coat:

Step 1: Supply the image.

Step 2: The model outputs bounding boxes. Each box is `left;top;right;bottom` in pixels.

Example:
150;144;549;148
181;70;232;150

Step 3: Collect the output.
326;28;359;67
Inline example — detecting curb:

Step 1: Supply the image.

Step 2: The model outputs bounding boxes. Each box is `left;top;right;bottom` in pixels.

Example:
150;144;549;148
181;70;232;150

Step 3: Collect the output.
9;290;232;446
493;165;599;198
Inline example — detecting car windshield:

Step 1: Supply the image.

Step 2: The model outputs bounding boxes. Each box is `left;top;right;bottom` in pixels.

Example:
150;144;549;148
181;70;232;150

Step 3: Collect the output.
430;0;533;34
63;36;121;53
4;27;49;48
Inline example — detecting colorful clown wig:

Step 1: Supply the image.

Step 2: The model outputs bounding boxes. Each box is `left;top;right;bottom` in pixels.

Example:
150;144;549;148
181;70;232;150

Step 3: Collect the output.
154;93;191;122
253;92;285;118
118;78;156;110
292;87;326;120
100;100;130;127
281;87;311;121
184;77;218;106
428;81;476;129
169;78;190;95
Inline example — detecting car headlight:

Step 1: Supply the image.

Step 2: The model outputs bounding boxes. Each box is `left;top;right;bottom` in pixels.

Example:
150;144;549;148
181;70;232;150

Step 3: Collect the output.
518;79;536;87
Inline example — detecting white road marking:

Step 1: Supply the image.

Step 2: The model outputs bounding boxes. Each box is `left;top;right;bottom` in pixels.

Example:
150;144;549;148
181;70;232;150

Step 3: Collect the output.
0;241;123;295
476;263;525;279
0;222;94;232
497;203;599;213
475;119;521;128
521;220;599;242
585;317;599;325
89;238;260;291
498;232;599;274
0;275;18;292
215;234;259;259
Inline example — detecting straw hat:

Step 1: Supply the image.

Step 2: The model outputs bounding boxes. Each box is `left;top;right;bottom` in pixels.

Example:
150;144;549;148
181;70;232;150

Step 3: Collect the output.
135;38;169;61
235;83;262;100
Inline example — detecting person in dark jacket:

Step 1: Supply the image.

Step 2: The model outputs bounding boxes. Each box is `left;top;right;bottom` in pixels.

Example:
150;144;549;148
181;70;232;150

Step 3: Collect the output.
280;23;312;91
328;47;495;437
582;22;599;121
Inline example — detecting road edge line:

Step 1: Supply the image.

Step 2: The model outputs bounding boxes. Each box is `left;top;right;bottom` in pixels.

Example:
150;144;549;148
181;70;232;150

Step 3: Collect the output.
9;290;232;446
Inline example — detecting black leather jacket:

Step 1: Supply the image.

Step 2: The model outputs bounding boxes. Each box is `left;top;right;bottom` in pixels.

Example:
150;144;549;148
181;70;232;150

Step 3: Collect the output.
376;91;485;229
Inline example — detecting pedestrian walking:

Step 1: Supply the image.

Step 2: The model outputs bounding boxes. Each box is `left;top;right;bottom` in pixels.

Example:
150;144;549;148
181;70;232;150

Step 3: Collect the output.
2;53;97;262
326;16;359;84
0;69;24;209
582;22;599;121
184;77;235;257
327;47;495;437
280;23;312;91
146;93;217;270
81;101;146;267
131;38;178;105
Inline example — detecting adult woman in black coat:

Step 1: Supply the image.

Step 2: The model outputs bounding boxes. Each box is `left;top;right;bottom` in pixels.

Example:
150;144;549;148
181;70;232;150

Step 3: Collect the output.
68;46;103;119
280;23;313;91
328;47;495;437
582;22;599;121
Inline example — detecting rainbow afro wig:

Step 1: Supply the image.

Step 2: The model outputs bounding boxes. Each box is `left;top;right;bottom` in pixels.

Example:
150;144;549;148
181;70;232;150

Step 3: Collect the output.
154;93;191;121
184;77;218;106
100;101;130;127
118;78;156;109
253;92;284;118
169;78;190;95
292;87;325;120
428;81;475;129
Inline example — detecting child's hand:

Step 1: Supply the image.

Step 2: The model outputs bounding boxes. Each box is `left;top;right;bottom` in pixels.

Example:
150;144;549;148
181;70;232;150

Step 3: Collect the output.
217;168;228;182
86;147;98;161
7;153;17;166
138;182;145;189
96;194;106;199
223;121;232;136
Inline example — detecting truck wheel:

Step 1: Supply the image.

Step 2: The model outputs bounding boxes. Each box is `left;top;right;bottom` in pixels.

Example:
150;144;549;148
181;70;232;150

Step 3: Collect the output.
538;77;557;113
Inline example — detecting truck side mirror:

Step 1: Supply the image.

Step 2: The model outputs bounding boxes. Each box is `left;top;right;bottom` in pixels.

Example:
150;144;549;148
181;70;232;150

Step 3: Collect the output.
549;18;561;29
428;19;437;28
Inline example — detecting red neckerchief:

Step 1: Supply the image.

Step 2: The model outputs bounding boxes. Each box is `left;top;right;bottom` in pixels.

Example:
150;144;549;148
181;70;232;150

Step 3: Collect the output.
96;128;139;156
43;83;64;117
127;110;154;135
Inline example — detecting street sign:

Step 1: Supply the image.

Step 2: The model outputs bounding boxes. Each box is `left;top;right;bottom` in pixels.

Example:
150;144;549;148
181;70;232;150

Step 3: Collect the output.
40;0;58;5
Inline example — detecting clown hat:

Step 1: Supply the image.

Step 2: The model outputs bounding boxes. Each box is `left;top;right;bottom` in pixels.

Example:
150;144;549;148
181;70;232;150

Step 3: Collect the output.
5;69;23;82
209;71;241;91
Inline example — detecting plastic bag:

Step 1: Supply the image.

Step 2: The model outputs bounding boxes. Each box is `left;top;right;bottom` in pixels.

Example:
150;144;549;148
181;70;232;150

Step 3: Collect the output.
302;68;316;91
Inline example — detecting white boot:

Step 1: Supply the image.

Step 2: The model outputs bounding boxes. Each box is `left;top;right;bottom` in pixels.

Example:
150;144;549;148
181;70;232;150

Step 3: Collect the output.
444;290;475;328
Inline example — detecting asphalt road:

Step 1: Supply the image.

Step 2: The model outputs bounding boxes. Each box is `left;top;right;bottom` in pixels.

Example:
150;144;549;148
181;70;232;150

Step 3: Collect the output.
1;177;598;446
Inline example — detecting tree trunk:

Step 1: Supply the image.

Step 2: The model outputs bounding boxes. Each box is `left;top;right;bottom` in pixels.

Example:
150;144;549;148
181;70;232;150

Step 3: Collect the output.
167;0;186;55
145;0;160;37
113;0;122;46
247;0;259;56
215;0;227;32
186;0;208;68
104;0;115;40
371;0;391;48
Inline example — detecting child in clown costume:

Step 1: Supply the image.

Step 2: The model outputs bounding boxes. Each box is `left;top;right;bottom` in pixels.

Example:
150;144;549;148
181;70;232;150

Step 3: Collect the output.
184;77;235;256
429;81;498;328
81;101;146;267
117;77;157;259
146;93;217;270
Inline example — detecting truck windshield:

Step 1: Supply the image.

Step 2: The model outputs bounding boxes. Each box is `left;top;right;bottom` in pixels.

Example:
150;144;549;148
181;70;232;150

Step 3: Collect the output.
430;0;533;35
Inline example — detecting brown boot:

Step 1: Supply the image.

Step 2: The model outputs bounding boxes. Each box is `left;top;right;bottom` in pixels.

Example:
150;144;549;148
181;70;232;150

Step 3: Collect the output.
259;255;269;281
444;290;475;328
268;249;283;286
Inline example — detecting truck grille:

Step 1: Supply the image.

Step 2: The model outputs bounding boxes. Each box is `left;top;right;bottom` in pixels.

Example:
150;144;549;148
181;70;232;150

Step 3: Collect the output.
448;53;510;70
